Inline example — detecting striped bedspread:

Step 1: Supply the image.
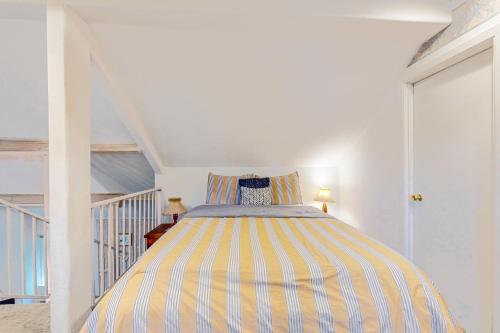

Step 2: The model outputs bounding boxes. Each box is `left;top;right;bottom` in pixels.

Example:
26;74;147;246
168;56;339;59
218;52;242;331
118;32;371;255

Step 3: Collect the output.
81;214;462;332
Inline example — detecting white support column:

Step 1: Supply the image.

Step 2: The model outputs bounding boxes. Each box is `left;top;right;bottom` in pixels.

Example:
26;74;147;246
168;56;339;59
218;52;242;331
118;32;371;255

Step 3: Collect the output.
493;30;500;333
46;3;92;332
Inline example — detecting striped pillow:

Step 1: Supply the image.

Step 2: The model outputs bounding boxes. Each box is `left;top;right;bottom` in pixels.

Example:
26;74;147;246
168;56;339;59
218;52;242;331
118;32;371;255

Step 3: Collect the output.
270;172;303;205
206;173;240;205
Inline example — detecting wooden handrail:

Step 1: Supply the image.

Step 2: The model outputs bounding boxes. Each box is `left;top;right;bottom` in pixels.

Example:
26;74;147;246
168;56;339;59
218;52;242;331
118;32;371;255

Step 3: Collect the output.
91;188;161;208
0;198;49;223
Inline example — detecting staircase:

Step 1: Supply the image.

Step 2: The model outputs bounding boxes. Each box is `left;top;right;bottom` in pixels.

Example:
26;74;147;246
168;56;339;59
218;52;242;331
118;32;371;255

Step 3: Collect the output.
0;188;163;304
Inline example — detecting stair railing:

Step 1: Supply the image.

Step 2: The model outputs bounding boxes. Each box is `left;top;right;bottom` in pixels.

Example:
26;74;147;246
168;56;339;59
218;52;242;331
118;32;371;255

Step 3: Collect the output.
0;198;49;301
91;188;162;303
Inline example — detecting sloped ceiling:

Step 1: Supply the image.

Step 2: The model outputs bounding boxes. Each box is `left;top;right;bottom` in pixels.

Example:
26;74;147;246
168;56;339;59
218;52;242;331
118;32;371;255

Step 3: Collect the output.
0;0;452;168
91;152;154;193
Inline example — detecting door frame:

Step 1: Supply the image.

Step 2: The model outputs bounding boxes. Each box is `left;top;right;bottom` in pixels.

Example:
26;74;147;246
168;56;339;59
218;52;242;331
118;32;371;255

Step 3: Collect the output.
402;13;500;331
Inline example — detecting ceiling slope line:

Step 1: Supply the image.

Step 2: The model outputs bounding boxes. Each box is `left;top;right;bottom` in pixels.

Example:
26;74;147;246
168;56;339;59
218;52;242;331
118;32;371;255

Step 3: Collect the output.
64;6;164;173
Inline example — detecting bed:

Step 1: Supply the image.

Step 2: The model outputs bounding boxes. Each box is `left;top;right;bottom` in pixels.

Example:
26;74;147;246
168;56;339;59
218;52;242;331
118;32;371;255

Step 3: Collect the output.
81;205;462;333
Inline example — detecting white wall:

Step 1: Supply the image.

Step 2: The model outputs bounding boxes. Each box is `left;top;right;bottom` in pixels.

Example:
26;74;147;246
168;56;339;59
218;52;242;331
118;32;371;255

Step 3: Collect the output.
0;158;108;194
155;116;407;255
336;87;407;254
0;159;45;194
156;166;339;212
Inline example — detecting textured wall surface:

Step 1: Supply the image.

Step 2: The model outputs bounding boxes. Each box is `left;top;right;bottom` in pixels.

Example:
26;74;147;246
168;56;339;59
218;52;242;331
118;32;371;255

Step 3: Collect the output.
411;0;499;64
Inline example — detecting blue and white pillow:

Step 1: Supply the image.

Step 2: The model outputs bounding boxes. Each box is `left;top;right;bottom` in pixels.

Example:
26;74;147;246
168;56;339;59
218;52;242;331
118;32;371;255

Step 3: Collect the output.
240;186;272;206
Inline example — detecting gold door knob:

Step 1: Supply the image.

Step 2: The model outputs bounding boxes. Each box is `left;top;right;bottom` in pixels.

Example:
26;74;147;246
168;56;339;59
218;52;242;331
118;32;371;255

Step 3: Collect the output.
411;194;423;202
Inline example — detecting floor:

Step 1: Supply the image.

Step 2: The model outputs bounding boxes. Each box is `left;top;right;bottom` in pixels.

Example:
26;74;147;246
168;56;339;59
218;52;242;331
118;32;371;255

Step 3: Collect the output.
0;304;50;333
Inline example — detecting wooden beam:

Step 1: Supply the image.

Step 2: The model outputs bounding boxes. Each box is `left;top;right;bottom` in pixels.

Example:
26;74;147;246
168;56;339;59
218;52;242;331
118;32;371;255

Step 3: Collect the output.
0;139;140;153
0;139;47;151
0;193;126;205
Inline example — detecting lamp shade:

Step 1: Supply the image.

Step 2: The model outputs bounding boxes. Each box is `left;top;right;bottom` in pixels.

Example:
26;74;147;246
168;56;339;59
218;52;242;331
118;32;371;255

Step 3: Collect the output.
163;197;187;215
315;187;334;202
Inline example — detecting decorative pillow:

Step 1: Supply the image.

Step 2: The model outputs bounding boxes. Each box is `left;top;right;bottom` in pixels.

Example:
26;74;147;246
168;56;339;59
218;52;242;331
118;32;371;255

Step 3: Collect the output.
206;173;240;205
240;186;272;206
238;177;270;189
270;171;303;205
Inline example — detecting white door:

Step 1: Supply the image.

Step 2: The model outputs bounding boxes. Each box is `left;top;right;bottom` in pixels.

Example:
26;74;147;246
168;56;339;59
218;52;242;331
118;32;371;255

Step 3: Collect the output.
412;49;494;332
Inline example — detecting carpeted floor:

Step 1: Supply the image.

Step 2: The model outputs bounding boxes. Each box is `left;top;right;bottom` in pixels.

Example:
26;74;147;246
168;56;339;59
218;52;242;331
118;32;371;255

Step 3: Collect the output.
0;304;50;333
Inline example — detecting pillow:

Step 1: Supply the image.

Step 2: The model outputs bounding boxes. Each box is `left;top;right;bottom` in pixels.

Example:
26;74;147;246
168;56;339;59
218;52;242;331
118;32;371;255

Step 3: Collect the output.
238;177;270;189
206;173;240;205
240;187;272;206
270;171;303;205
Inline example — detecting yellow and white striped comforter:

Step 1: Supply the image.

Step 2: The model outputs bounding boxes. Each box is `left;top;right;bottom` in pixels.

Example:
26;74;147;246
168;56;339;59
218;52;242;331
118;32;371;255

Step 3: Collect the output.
82;210;461;332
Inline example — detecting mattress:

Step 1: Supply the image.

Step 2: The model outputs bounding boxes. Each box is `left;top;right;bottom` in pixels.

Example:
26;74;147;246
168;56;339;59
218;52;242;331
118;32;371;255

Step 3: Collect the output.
81;205;462;332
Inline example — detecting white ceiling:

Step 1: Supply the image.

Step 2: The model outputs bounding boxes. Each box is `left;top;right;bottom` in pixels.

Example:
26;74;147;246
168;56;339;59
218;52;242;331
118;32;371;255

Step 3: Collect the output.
0;0;451;167
67;0;452;24
448;0;468;10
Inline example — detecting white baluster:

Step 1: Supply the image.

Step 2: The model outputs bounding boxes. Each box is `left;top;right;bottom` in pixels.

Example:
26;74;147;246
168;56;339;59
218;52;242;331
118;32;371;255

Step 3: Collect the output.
147;192;151;234
20;212;25;295
153;191;156;228
107;204;113;288
44;221;49;297
91;208;95;299
145;193;149;234
143;194;146;251
133;197;137;263
121;200;126;275
142;194;145;253
151;192;154;230
99;206;104;296
152;192;156;228
157;191;162;227
6;207;12;295
32;216;37;296
128;198;132;269
114;203;119;281
152;192;155;228
138;195;143;255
